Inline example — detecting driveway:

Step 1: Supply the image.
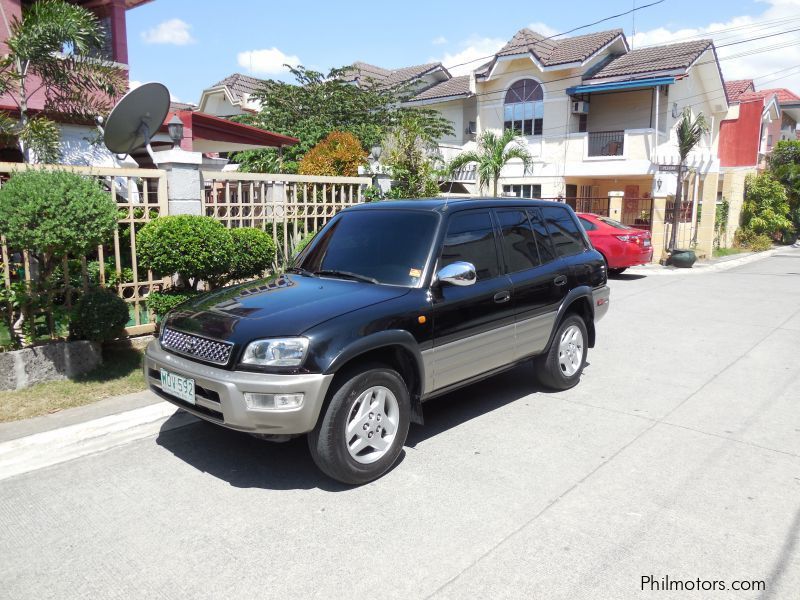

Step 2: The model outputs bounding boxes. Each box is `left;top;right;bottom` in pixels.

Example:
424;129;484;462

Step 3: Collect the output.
1;250;799;599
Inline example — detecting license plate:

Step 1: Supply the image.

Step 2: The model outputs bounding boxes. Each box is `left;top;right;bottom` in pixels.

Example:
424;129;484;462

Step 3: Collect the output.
643;239;651;247
160;369;195;405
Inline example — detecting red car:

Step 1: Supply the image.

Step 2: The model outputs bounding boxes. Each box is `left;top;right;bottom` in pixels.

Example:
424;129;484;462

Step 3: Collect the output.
577;212;653;275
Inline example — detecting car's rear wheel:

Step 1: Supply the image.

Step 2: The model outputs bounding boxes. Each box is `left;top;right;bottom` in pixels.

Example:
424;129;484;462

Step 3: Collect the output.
609;267;627;276
308;364;410;485
534;314;588;391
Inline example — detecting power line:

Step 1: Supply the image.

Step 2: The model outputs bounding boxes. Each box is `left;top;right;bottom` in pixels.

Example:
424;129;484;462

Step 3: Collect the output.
443;0;666;71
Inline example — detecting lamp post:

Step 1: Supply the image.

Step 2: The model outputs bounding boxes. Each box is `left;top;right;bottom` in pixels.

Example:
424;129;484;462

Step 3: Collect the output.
369;144;382;190
167;115;184;148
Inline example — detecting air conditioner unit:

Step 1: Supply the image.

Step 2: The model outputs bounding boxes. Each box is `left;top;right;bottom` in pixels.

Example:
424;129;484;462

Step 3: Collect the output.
571;101;590;114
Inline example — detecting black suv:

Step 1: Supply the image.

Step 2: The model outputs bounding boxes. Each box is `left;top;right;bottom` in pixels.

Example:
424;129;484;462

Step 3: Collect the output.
145;198;609;484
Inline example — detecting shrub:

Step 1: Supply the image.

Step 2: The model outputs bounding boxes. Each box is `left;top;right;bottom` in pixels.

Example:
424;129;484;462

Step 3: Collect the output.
69;288;129;342
293;231;317;255
228;228;276;281
137;215;234;289
298;131;367;176
741;173;792;236
747;233;772;252
146;289;200;318
0;169;117;257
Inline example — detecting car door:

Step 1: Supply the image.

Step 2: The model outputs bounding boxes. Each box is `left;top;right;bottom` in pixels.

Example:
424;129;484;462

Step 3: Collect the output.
539;205;595;288
495;208;562;361
427;209;515;392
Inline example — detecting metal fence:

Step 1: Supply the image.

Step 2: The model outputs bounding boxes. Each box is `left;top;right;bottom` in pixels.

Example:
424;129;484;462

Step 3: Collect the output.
200;172;369;260
621;197;654;230
0;163;169;341
564;197;611;216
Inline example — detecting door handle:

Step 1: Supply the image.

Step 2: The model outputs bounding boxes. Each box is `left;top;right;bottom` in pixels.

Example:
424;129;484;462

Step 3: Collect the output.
554;275;568;286
493;290;511;304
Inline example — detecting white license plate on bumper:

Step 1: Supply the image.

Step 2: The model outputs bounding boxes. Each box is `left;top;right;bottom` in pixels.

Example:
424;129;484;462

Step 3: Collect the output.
643;239;651;247
160;369;196;405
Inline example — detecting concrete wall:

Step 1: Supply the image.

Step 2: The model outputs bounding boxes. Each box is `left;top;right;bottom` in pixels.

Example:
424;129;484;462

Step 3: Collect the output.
588;90;652;131
0;341;101;391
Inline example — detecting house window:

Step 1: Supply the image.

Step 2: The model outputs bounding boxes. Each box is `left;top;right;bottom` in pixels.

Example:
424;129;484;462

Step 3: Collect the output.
578;113;587;133
504;79;543;136
502;184;541;198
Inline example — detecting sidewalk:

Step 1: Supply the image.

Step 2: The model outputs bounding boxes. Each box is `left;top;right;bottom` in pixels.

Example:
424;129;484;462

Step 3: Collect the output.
626;245;794;276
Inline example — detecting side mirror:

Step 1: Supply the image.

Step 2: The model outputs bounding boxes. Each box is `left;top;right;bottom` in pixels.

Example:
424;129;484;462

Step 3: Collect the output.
436;261;476;286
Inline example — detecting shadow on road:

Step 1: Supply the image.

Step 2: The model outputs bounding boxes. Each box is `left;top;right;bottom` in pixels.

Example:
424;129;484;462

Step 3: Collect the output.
155;361;549;491
610;272;647;281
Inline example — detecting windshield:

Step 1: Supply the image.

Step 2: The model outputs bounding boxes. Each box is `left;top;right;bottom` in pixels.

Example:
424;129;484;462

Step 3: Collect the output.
298;209;438;286
597;216;633;230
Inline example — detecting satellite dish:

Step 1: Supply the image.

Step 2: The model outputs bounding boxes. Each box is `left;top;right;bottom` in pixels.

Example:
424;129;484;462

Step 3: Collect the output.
103;82;170;164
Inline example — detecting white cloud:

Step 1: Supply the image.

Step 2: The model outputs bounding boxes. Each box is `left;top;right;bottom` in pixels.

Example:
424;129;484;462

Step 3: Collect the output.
237;48;301;75
431;36;506;76
527;21;559;38
631;0;800;96
141;19;195;45
432;35;448;45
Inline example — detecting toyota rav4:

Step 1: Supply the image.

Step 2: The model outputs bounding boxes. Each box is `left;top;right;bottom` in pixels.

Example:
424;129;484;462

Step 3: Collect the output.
145;198;610;484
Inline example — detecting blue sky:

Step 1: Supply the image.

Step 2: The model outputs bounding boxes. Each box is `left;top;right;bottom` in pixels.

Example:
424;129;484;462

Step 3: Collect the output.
126;0;800;104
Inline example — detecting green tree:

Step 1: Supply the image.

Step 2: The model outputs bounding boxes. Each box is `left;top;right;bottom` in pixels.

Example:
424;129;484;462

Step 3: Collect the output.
447;129;532;197
767;139;800;231
298;131;367;176
740;172;792;236
0;0;125;163
230;65;452;173
381;113;442;198
669;109;709;250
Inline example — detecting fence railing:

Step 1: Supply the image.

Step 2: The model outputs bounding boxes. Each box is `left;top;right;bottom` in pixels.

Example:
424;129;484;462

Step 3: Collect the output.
621;197;654;230
588;131;625;157
0;163;169;341
200;172;370;259
564;197;611;216
664;200;693;224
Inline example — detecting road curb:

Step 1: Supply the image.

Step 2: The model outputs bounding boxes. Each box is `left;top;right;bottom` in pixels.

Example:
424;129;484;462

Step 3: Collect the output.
0;402;197;481
627;246;790;276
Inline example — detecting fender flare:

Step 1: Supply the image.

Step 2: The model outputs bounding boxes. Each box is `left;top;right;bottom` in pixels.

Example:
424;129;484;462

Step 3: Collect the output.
544;286;596;352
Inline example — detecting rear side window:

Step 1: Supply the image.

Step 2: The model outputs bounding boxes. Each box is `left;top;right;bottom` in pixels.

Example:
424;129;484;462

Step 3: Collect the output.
439;210;500;281
526;209;556;264
578;216;597;231
540;206;588;258
496;209;540;273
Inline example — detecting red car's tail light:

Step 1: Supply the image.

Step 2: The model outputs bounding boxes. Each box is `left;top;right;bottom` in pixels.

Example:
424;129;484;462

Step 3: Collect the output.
615;235;635;242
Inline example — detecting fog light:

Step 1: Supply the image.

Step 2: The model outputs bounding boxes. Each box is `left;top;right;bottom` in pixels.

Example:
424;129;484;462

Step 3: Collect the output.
244;392;304;411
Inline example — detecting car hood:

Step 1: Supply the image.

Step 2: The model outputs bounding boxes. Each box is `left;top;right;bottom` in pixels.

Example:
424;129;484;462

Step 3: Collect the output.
163;273;410;345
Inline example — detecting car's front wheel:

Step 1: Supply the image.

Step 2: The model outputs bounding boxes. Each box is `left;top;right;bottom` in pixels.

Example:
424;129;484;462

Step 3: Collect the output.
308;364;410;485
534;314;588;390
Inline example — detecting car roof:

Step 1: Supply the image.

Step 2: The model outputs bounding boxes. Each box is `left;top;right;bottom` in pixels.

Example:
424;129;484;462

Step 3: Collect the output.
346;197;570;214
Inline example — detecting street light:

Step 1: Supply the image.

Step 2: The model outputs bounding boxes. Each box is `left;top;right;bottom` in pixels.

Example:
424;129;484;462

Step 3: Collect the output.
167;114;184;146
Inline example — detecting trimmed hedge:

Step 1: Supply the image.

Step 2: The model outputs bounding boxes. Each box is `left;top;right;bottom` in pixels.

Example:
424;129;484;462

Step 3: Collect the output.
146;289;200;318
69;288;129;342
228;227;276;281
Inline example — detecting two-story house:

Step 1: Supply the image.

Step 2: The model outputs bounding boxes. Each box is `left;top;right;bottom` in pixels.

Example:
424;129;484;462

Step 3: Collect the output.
717;80;800;246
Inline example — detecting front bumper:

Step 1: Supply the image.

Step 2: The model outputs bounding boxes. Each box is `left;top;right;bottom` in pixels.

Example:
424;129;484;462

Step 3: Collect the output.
144;340;334;435
593;285;610;322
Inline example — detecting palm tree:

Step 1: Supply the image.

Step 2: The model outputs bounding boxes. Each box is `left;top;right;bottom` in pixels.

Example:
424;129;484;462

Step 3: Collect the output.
0;0;124;163
448;129;532;197
669;108;709;250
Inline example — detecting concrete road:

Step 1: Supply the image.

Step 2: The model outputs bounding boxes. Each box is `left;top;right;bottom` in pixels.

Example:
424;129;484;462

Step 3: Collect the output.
2;250;799;600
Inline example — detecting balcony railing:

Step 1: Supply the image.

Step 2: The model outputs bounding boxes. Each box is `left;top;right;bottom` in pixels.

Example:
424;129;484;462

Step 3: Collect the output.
588;131;625;157
450;165;477;182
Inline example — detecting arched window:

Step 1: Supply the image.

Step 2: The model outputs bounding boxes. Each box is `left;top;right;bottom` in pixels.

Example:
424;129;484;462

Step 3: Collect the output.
504;79;543;136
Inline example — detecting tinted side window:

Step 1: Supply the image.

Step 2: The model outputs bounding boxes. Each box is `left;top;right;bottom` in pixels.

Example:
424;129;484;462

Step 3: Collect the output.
440;211;500;281
578;217;597;231
496;210;540;273
526;209;556;264
540;206;588;258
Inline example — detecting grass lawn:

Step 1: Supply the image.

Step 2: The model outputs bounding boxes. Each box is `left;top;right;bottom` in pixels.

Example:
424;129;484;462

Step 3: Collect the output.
713;247;749;258
0;346;147;423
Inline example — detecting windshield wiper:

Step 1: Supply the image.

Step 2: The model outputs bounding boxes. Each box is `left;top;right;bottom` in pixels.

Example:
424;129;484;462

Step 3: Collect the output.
314;269;379;284
285;266;317;277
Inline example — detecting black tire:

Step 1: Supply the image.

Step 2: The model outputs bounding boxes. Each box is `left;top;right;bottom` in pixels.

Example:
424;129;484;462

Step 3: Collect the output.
534;314;589;391
608;267;627;276
308;364;410;485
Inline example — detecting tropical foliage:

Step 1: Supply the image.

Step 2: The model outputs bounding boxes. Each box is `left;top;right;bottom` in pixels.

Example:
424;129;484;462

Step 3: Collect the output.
668;109;709;250
0;0;125;163
298;131;367;176
381;113;443;198
448;129;532;197
230;65;452;173
740;173;792;237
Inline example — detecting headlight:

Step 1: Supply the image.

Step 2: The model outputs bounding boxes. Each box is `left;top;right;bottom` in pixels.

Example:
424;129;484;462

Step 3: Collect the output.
240;337;309;367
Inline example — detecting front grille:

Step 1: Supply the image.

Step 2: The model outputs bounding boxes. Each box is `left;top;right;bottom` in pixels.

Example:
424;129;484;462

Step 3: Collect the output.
160;328;233;366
